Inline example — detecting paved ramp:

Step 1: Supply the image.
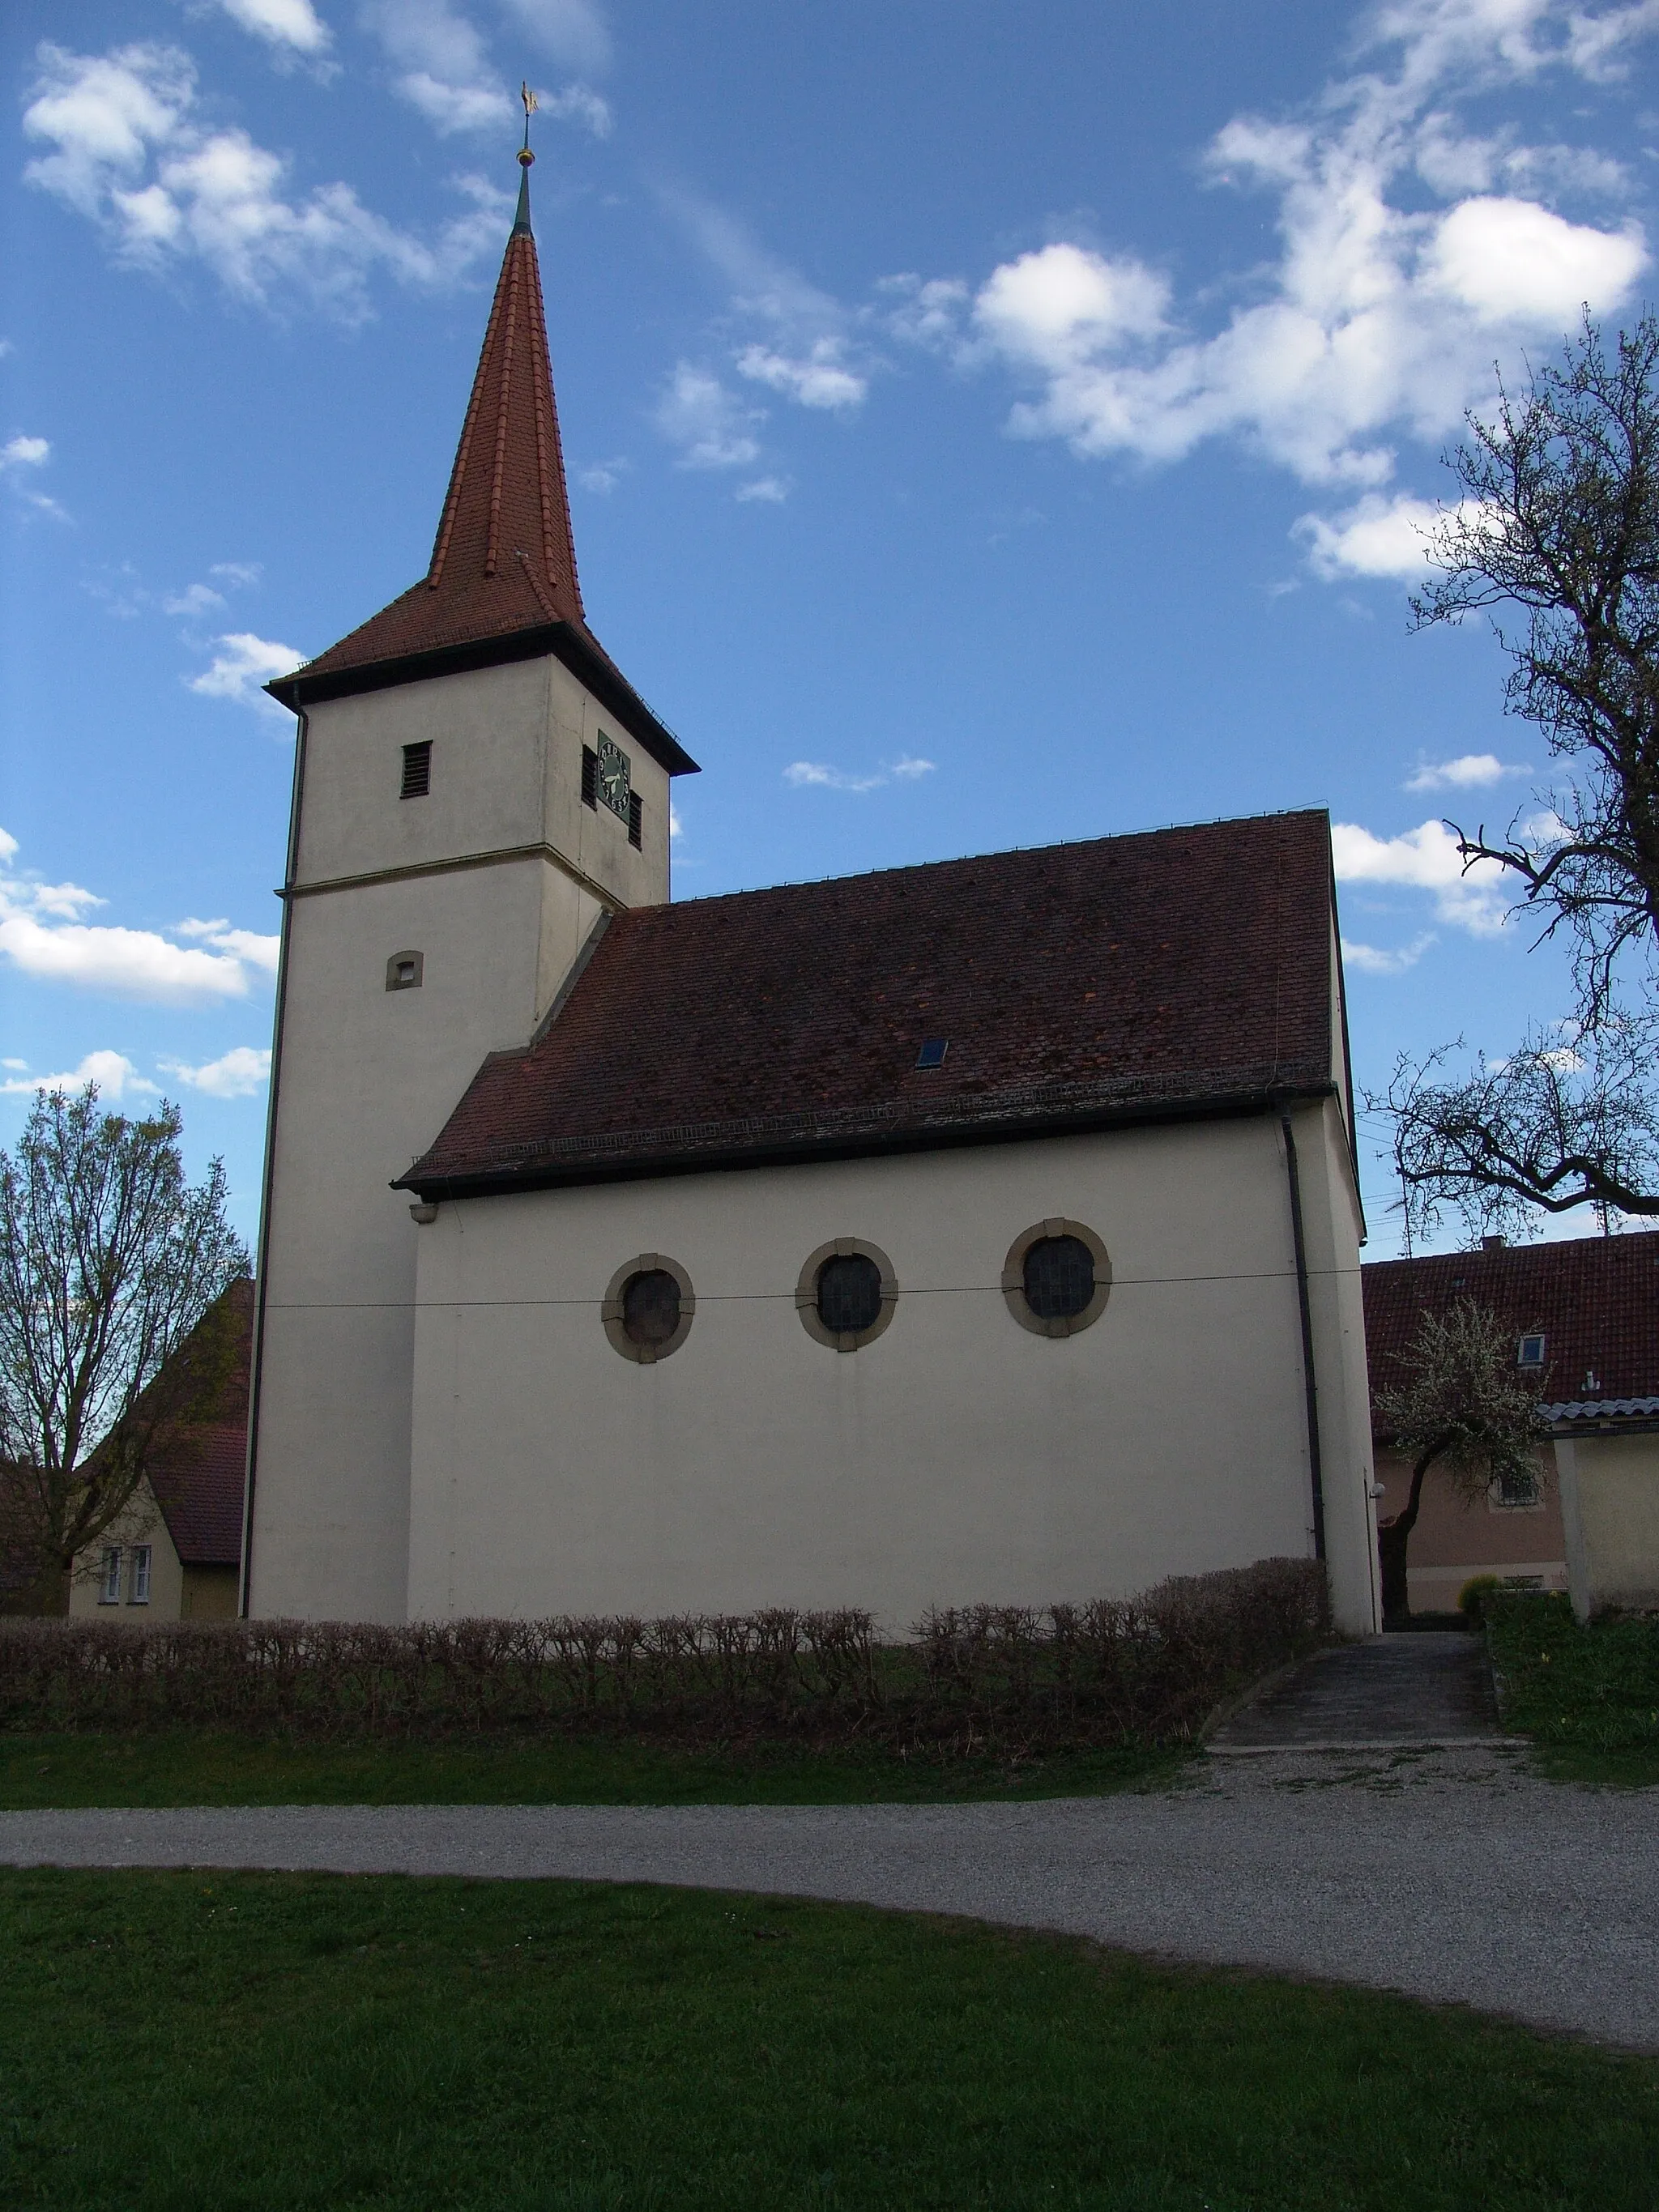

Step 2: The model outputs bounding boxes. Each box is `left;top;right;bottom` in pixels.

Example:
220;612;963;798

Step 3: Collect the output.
1211;1631;1510;1752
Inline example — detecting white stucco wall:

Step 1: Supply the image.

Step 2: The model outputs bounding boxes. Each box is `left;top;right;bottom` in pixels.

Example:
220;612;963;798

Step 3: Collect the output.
247;651;672;1622
407;1110;1380;1635
1557;1430;1659;1620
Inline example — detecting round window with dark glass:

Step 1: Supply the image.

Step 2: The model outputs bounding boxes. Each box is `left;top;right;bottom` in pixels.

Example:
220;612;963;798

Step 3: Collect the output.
816;1252;883;1335
1022;1234;1095;1321
621;1268;681;1349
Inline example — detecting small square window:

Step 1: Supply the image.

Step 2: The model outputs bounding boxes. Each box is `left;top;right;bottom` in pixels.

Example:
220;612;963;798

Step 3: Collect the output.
98;1547;122;1605
1495;1465;1541;1508
130;1545;151;1604
628;791;643;850
915;1038;949;1069
386;950;424;991
581;746;598;809
1516;1332;1546;1368
400;741;432;799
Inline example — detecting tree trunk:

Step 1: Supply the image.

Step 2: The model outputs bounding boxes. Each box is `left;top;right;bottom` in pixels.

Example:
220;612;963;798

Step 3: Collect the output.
1376;1445;1445;1628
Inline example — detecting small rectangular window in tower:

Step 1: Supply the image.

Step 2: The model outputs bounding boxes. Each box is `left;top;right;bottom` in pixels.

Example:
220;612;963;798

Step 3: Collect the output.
386;950;424;991
400;741;432;799
628;792;643;850
581;746;598;809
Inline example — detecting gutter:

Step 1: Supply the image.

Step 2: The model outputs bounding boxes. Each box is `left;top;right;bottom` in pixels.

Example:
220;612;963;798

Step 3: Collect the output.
1278;1104;1328;1562
239;705;309;1617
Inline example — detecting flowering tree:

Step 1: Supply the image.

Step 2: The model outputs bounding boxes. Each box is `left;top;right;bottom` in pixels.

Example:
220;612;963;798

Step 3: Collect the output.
0;1085;249;1613
1373;1298;1547;1625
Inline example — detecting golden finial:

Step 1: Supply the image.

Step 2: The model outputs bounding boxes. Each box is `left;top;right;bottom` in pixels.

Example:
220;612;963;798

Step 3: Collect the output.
520;83;538;167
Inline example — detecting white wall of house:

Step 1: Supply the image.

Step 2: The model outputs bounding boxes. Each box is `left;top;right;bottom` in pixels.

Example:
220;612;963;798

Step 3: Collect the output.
1557;1429;1659;1620
247;651;671;1622
408;1106;1380;1635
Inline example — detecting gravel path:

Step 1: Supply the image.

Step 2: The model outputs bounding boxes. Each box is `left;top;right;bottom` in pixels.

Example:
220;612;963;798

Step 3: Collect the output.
3;1746;1654;2051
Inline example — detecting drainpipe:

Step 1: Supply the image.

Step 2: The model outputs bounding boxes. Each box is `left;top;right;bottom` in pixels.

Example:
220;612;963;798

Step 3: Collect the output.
239;705;309;1616
1278;1105;1328;1562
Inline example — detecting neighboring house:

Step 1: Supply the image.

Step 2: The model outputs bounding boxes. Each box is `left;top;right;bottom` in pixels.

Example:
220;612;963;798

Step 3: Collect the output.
241;156;1382;1636
1363;1235;1659;1619
69;1281;251;1622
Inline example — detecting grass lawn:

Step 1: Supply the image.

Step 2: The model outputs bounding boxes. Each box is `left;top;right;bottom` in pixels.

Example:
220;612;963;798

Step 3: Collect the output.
2;1869;1655;2211
1486;1595;1659;1787
0;1731;1185;1809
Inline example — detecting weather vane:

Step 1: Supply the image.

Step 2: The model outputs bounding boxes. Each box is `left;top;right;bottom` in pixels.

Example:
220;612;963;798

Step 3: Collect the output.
520;83;538;167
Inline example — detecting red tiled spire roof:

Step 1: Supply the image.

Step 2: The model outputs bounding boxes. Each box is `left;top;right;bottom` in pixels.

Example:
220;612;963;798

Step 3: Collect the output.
263;164;696;774
290;156;582;680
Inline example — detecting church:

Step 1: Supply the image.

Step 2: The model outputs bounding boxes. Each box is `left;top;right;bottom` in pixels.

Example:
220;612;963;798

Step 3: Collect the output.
243;148;1382;1638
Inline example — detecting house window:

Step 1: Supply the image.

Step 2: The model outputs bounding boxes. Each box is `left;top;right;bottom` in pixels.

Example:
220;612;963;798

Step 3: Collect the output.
629;791;643;850
1494;1464;1542;1509
130;1545;151;1604
1002;1219;1112;1338
386;950;424;991
400;741;432;799
581;746;598;808
99;1547;122;1605
1516;1332;1546;1369
795;1239;898;1352
602;1254;696;1364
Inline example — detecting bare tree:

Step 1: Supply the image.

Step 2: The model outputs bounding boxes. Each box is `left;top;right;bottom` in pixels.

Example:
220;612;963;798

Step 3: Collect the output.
0;1085;249;1613
1377;309;1659;1240
1373;1299;1548;1624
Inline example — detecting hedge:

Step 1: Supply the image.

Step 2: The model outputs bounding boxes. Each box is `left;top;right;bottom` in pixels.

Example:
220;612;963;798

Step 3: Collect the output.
0;1556;1329;1751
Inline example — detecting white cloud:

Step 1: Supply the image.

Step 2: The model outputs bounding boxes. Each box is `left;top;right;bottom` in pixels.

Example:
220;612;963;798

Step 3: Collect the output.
735;475;790;504
0;831;275;1004
736;342;866;411
163;581;228;617
210;560;262;585
361;2;611;139
668;802;683;841
22;42;502;321
177;918;281;975
0;435;50;472
186;631;304;710
1404;751;1528;790
212;0;332;58
1295;490;1505;578
158;1044;271;1097
655;365;762;470
1341;931;1436;974
929;2;1651;488
784;757;937;795
0;1049;155;1101
578;458;627;492
1332;816;1512;933
500;0;612;75
879;272;971;351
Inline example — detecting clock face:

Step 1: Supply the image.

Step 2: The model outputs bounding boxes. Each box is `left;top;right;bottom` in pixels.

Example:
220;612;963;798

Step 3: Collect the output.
596;734;631;821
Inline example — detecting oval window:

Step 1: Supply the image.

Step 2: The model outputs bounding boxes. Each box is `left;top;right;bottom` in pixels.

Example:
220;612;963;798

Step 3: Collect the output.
621;1268;682;1349
1021;1234;1096;1321
816;1252;883;1335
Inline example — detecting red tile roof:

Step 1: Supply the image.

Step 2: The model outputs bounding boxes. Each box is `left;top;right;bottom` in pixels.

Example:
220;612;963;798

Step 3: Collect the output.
147;1280;251;1570
402;808;1341;1193
1363;1235;1659;1427
264;168;697;778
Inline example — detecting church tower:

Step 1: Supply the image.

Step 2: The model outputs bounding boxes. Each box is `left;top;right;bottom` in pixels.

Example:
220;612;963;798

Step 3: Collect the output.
245;141;697;1620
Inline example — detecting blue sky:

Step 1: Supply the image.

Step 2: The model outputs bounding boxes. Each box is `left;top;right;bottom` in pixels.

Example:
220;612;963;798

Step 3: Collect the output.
2;0;1655;1252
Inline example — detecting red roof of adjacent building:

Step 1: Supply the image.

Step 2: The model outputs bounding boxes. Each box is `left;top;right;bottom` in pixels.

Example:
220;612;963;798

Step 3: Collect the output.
401;808;1343;1194
146;1280;252;1570
265;162;697;777
1363;1234;1659;1426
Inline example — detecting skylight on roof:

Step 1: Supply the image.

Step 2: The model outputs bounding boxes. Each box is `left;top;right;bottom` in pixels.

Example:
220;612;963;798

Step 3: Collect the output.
916;1038;949;1069
1517;1332;1546;1369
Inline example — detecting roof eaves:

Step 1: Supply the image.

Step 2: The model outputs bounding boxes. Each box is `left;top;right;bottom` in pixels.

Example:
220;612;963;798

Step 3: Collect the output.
265;620;699;778
394;1080;1336;1201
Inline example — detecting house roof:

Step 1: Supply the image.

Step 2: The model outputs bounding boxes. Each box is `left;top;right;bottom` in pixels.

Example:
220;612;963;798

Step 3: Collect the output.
146;1279;252;1570
401;807;1341;1196
1363;1234;1659;1432
264;162;697;779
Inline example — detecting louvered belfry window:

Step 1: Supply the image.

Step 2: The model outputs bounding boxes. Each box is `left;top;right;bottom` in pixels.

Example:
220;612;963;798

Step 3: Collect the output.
816;1254;883;1335
401;741;432;799
628;792;643;850
1022;1235;1095;1320
581;746;598;808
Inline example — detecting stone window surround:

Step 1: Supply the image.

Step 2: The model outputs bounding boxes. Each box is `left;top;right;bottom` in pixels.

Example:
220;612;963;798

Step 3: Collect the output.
602;1252;696;1365
796;1237;898;1353
1002;1218;1112;1339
